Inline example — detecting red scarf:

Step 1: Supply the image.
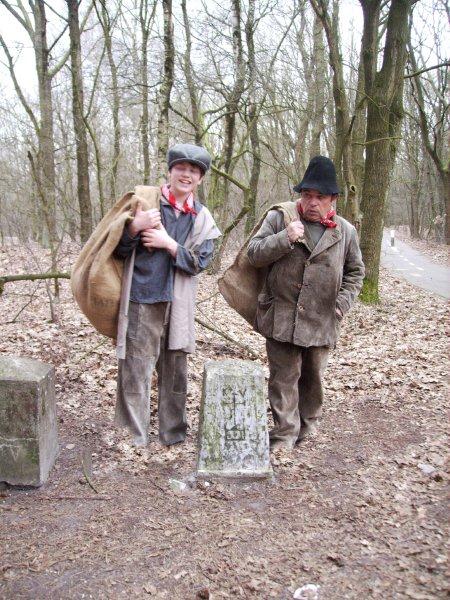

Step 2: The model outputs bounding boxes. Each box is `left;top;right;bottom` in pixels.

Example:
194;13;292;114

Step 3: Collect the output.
161;184;197;215
297;201;337;228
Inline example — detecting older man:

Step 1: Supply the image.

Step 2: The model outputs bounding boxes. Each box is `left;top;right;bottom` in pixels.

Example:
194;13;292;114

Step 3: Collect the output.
247;156;365;451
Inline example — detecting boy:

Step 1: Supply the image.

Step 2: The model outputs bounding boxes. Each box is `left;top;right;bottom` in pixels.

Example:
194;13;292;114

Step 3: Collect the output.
114;143;220;446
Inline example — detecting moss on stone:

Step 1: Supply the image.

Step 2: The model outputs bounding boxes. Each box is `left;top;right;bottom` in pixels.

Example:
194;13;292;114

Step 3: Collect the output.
25;443;40;465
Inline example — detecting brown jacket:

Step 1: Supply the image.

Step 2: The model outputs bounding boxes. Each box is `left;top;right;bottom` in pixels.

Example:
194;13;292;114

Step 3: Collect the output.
247;204;365;348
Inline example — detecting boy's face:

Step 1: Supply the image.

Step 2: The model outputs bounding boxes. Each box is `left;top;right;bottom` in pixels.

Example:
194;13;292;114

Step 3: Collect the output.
169;162;204;196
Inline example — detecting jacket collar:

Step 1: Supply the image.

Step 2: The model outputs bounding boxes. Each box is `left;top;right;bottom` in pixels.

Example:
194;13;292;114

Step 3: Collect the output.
309;216;342;258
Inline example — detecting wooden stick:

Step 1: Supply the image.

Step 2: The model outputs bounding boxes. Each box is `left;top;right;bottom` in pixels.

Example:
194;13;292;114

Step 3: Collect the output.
195;316;261;359
34;495;111;501
0;272;70;295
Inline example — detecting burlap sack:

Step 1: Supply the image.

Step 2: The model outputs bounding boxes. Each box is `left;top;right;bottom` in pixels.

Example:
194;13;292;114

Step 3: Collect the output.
218;202;298;325
71;186;161;338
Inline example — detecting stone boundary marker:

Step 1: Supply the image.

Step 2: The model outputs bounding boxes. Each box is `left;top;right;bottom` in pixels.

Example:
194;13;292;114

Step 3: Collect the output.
197;359;271;478
0;355;58;486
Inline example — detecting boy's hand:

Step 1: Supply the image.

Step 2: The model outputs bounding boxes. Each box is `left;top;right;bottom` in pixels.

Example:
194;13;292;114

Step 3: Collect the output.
128;203;162;237
141;227;178;258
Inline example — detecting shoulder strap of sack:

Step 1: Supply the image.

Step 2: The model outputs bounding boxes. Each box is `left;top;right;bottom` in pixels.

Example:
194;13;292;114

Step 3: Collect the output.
273;201;299;226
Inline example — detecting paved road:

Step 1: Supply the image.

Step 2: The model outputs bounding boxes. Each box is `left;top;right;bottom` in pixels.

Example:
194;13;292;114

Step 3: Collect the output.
380;230;450;299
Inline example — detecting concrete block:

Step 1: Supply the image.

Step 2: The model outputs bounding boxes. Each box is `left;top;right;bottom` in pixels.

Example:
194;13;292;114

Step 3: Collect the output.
0;356;58;486
197;359;270;478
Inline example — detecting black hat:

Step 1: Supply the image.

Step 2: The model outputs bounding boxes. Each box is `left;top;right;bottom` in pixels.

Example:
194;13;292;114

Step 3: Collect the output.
293;155;339;195
167;143;211;174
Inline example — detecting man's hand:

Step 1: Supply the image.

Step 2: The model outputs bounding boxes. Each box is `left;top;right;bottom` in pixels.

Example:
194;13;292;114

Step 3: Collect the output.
141;226;178;258
128;203;162;237
286;220;305;244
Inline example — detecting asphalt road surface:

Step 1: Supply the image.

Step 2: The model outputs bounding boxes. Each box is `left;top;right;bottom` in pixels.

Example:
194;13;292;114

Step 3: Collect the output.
381;230;450;299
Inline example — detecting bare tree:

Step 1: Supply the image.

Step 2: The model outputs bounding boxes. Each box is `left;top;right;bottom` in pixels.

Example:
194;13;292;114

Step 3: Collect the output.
139;0;157;184
181;0;202;146
309;0;358;224
68;0;92;243
408;42;449;244
243;0;261;234
1;0;59;245
94;0;122;202
156;0;175;180
209;0;247;223
358;0;413;303
309;12;327;157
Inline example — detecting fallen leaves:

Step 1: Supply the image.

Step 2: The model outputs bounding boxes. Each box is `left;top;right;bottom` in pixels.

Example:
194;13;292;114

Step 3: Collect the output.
0;241;448;599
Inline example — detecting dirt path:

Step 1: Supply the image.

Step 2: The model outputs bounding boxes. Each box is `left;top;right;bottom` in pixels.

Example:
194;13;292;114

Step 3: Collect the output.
381;230;450;299
394;230;449;268
0;243;448;599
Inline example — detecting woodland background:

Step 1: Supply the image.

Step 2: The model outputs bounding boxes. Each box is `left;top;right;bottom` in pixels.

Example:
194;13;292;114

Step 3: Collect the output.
0;2;449;598
0;0;448;303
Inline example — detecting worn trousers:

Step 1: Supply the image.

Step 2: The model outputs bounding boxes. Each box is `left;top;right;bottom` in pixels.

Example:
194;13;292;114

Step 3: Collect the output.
115;302;188;446
266;338;330;446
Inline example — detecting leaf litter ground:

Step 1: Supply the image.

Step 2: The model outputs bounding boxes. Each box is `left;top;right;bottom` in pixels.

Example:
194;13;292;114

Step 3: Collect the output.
0;241;448;599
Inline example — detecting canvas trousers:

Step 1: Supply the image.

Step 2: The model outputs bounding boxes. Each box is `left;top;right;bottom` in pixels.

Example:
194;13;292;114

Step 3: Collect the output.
115;301;188;446
266;338;330;446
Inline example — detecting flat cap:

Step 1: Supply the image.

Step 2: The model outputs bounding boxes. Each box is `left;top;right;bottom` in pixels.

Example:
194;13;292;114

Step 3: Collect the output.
167;143;211;174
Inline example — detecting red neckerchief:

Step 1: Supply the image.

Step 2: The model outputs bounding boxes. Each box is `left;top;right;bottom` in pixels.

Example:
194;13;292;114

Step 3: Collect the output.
161;184;197;216
297;201;337;228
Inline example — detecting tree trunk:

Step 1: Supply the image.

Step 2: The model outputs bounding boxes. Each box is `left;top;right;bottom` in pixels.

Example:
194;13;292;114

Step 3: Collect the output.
140;1;152;185
181;0;202;145
359;0;412;303
351;48;366;213
408;42;450;244
68;0;92;244
33;0;57;246
156;0;174;180
294;6;313;178
141;27;151;184
443;170;450;244
309;13;326;157
409;197;420;239
56;108;78;240
212;0;246;225
94;0;121;202
310;0;357;221
244;0;261;235
181;0;206;203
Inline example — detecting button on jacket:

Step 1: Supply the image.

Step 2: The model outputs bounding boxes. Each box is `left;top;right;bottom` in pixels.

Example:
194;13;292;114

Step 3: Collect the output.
247;206;365;348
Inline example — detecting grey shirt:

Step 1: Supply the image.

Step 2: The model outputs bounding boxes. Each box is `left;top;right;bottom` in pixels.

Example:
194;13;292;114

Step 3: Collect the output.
302;219;326;249
114;199;214;304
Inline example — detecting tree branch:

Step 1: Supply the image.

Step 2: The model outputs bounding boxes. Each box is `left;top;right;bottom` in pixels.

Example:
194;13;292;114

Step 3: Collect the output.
195;316;260;359
0;0;30;32
0;35;40;134
0;272;71;295
49;1;94;78
210;165;249;193
404;61;450;79
352;136;402;146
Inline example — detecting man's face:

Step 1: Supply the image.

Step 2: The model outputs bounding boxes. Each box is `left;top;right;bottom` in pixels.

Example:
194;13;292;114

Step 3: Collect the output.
299;189;334;222
169;162;203;196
